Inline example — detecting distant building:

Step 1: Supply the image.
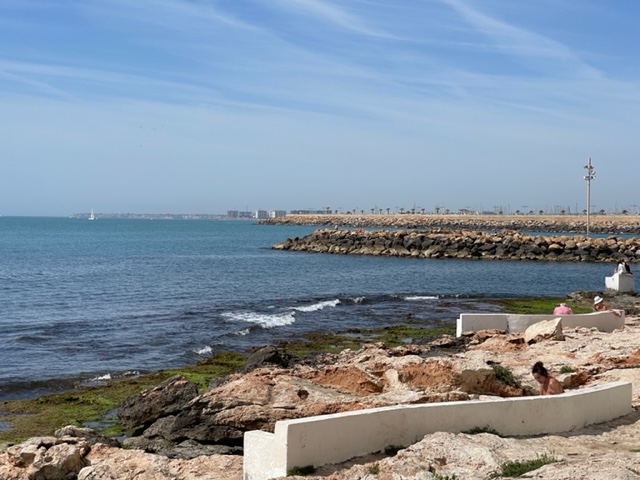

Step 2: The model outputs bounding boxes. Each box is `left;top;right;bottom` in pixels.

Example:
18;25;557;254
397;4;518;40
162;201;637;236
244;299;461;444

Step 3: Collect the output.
269;210;287;218
254;210;269;220
227;210;253;219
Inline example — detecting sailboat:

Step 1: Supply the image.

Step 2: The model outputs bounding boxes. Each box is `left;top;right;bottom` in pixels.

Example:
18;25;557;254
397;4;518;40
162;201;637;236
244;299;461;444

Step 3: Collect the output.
88;209;95;220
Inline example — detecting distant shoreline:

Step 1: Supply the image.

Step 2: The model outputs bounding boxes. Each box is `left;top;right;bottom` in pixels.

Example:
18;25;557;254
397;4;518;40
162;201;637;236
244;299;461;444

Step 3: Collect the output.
67;213;241;220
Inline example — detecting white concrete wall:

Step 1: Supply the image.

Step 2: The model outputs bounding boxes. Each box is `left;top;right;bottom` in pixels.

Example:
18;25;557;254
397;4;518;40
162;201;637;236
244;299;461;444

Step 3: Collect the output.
243;381;632;480
456;310;625;337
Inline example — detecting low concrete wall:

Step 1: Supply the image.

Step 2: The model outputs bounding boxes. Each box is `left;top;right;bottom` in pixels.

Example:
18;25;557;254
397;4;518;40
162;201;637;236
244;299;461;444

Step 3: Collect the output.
456;310;625;337
243;381;632;480
606;273;635;293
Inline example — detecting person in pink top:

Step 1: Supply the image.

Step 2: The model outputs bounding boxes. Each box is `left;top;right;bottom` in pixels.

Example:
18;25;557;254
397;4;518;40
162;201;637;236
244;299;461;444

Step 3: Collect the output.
553;302;573;315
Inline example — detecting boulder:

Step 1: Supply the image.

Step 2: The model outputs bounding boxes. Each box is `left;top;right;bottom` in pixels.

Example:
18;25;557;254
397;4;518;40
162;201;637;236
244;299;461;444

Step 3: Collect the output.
242;346;291;372
117;375;198;429
524;318;565;344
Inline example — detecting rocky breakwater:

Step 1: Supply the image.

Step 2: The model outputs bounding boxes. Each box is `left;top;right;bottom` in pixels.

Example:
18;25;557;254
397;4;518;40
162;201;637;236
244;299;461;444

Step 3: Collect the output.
273;228;640;263
262;213;640;234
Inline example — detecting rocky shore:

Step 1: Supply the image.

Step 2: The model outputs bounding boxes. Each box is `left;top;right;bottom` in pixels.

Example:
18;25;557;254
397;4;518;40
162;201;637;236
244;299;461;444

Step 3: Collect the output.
274;228;640;263
261;213;640;235
3;294;640;479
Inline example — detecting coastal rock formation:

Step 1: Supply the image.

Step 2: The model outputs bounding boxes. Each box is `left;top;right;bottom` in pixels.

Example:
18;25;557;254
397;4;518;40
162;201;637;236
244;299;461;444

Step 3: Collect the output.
273;228;640;263
4;315;640;479
117;375;198;429
116;343;535;460
262;213;640;234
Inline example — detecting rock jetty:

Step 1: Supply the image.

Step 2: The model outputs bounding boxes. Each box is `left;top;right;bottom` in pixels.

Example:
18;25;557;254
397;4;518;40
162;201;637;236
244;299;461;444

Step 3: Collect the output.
273;228;640;263
262;213;640;234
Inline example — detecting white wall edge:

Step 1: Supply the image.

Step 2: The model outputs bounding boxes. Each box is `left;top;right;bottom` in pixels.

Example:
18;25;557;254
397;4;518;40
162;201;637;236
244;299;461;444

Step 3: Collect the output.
243;381;632;480
456;310;625;337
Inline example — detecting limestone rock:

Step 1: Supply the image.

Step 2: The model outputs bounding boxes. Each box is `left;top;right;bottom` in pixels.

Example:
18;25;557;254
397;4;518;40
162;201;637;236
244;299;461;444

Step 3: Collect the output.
1;435;89;480
524;317;565;344
79;443;242;480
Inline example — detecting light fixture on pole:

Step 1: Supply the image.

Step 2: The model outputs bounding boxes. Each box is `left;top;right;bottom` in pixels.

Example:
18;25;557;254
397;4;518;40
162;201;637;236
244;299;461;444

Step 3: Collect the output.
583;158;595;237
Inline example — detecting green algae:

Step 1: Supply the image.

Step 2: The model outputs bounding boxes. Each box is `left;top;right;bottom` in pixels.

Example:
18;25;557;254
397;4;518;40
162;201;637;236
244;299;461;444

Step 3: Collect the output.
491;297;591;315
273;323;456;357
0;352;246;444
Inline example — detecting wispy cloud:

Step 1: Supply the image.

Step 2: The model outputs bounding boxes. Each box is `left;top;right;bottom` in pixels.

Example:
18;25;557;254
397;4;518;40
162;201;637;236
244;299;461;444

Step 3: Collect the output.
270;0;397;38
439;0;601;78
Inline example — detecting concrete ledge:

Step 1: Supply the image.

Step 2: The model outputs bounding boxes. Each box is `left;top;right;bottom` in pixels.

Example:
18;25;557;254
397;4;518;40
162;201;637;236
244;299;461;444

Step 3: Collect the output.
456;310;625;337
243;381;632;480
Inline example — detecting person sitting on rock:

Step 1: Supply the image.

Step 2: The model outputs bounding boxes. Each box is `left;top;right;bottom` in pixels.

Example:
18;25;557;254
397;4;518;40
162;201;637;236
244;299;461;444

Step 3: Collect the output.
531;361;564;395
553;302;573;315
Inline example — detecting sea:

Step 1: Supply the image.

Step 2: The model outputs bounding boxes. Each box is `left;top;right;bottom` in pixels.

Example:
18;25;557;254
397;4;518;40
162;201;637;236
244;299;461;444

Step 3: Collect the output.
0;217;617;402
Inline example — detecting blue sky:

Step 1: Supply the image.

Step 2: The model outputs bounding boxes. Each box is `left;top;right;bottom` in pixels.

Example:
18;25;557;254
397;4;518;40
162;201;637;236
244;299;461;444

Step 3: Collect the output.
1;0;638;216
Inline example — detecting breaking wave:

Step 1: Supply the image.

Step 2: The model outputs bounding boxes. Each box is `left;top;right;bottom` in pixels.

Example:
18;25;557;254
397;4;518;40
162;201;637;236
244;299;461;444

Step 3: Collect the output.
292;299;340;312
222;311;296;329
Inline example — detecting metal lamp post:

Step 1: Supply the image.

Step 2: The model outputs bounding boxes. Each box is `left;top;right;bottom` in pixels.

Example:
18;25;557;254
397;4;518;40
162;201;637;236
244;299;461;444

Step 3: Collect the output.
584;158;596;237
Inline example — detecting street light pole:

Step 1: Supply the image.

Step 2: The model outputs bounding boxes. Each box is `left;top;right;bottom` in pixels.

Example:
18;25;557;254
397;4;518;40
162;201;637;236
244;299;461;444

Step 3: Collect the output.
583;157;596;238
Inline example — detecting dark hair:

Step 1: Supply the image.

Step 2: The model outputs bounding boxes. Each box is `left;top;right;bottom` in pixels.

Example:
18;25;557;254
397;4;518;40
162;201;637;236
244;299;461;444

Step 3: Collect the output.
532;361;548;377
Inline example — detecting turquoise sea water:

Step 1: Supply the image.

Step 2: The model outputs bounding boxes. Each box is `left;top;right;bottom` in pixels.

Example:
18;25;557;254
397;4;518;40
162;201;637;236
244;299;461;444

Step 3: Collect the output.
0;217;615;400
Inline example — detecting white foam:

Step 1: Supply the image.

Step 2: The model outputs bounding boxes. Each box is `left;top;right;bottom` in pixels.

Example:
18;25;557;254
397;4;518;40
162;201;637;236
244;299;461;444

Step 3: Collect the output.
223;311;296;329
195;345;212;355
90;373;111;381
235;328;250;336
404;295;439;301
293;299;340;312
350;296;365;304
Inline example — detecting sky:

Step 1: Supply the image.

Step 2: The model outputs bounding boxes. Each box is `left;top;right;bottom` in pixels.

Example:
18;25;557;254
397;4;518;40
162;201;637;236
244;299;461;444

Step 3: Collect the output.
1;0;638;216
